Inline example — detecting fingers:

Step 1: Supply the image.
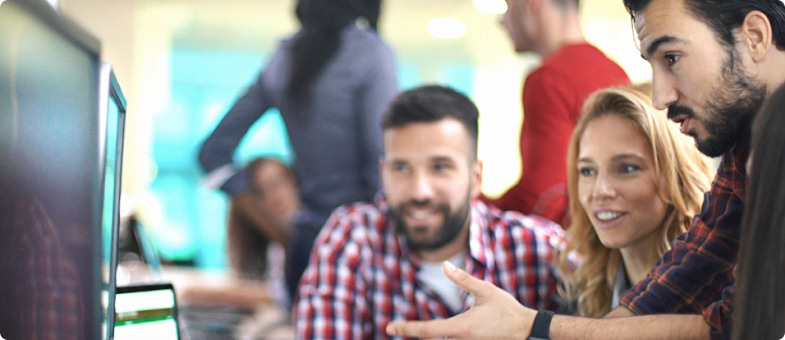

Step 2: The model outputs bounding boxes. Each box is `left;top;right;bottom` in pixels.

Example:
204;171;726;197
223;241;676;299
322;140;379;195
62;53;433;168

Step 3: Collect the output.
386;318;462;339
442;261;491;298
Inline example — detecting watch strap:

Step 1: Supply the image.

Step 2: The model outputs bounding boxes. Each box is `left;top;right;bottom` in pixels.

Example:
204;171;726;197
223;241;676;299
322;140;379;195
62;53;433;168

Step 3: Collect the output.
527;310;554;340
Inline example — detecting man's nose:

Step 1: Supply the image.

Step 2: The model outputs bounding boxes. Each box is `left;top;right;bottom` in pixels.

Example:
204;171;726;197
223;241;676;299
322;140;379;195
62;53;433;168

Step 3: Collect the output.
652;73;679;111
410;171;435;201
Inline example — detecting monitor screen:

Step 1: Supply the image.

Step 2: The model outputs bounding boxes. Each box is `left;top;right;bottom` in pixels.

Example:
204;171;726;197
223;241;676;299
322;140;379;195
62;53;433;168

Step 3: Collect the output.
99;63;127;340
114;284;181;340
0;0;105;338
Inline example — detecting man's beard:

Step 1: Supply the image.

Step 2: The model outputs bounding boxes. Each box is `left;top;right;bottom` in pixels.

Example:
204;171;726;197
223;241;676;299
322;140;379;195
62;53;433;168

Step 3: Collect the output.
390;192;472;252
667;47;767;157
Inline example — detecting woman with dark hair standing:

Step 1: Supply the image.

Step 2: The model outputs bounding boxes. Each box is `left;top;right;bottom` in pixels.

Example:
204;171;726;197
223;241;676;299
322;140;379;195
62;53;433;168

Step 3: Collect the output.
199;0;397;304
732;84;785;340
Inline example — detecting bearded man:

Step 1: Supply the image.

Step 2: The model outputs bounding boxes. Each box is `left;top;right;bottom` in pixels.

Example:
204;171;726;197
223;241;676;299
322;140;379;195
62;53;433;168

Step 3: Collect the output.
294;85;566;340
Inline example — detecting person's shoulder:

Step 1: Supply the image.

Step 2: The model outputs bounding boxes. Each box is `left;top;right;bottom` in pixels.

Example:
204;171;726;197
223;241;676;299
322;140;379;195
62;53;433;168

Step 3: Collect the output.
343;24;395;59
523;62;571;92
539;43;623;76
546;43;610;65
320;201;386;243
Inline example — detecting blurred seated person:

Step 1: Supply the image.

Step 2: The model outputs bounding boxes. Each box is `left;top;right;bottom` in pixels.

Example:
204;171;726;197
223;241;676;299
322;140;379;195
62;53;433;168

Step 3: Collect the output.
228;157;299;280
557;84;713;317
732;84;785;340
294;85;566;339
179;157;300;310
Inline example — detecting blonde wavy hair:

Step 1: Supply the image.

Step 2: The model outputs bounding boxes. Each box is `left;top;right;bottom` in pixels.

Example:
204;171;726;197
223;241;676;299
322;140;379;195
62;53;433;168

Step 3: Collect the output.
557;84;714;317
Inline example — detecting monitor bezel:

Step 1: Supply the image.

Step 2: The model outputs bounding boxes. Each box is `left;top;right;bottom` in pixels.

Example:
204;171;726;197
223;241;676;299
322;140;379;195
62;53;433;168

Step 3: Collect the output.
97;62;127;340
8;0;100;55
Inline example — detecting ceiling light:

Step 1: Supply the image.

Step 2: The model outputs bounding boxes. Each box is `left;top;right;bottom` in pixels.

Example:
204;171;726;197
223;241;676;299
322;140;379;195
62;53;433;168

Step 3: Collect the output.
427;17;466;39
473;0;507;14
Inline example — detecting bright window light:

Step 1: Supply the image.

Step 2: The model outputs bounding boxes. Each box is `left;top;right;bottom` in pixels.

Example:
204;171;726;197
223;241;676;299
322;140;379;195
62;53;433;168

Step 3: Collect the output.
473;0;507;14
427;17;466;39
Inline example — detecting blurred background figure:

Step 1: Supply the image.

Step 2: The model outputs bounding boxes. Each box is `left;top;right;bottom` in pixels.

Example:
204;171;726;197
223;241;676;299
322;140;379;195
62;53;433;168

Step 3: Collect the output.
557;84;712;317
733;84;785;340
227;157;298;283
487;0;630;225
57;0;647;277
198;0;398;302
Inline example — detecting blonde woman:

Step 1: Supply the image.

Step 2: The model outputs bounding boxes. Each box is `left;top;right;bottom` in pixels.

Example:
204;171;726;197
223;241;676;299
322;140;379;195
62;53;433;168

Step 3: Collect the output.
558;84;714;317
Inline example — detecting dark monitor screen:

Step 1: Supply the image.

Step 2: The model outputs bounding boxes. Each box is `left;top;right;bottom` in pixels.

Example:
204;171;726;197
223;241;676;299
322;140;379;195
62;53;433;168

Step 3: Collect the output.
0;0;107;339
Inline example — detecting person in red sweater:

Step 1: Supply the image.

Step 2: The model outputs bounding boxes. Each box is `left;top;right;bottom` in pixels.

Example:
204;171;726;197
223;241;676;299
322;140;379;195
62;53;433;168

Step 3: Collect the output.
489;0;630;225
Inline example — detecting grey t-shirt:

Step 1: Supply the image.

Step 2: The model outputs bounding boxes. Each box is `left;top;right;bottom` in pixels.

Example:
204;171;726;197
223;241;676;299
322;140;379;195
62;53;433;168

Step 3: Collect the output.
611;262;631;310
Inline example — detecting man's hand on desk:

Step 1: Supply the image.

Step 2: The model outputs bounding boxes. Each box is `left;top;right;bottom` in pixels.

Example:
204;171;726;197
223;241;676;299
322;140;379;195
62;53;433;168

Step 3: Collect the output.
385;261;537;339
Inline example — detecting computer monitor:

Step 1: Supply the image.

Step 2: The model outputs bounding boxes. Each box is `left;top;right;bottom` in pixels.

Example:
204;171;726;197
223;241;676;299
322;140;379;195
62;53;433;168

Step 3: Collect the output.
0;0;120;339
114;284;181;340
99;63;127;340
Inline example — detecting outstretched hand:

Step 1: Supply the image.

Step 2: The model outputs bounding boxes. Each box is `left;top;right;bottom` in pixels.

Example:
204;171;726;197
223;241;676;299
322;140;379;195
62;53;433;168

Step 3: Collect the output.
385;261;537;339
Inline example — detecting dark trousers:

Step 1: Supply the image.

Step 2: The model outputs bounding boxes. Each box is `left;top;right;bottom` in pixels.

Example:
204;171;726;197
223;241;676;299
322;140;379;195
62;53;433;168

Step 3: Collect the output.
285;209;328;305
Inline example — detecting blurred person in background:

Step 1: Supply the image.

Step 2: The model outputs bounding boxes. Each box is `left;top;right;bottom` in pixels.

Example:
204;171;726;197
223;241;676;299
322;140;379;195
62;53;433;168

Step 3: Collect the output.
732;84;785;340
488;0;630;226
199;0;398;304
227;157;299;282
558;84;712;317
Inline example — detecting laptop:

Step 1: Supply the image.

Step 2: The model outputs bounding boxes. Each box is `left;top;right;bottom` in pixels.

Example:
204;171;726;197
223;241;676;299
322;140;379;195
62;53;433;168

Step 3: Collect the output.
114;283;181;340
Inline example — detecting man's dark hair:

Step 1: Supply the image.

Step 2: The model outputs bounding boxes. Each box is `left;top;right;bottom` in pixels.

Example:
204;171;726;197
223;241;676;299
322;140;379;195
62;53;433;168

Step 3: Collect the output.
623;0;785;51
381;85;479;158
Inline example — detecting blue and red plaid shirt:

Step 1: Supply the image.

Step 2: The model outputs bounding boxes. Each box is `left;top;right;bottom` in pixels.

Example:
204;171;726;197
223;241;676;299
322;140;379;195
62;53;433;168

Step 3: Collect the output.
621;142;748;340
294;196;565;340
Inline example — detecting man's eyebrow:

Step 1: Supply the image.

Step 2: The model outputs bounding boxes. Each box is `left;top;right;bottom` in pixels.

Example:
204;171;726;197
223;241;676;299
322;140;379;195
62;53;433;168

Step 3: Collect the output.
642;35;682;60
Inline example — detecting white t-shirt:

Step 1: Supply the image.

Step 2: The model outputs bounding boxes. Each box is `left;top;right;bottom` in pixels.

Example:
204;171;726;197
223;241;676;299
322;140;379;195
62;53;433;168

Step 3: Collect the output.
416;252;467;312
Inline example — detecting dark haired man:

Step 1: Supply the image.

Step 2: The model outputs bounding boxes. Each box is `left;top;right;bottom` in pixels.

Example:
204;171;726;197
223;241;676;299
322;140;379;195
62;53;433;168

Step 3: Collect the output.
386;0;785;339
489;0;629;225
294;86;566;339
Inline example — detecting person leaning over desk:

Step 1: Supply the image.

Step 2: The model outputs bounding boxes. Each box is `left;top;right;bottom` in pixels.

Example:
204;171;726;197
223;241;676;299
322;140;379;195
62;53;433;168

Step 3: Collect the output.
386;0;785;338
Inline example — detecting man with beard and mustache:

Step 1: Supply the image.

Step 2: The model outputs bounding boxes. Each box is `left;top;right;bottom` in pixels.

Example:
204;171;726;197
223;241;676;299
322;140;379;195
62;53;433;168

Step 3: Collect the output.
294;85;566;339
385;0;785;339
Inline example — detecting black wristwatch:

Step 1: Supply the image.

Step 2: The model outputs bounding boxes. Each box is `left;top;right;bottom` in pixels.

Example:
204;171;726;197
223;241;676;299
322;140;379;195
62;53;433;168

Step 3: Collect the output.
527;310;554;340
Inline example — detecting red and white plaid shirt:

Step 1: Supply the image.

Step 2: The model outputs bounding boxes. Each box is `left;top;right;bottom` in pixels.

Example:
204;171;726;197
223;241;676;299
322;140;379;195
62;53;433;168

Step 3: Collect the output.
294;196;565;340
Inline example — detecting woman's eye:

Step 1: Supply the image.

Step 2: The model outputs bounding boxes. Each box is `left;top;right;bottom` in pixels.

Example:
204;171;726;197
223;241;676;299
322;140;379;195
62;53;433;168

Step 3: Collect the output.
620;164;641;173
578;167;596;176
394;164;410;172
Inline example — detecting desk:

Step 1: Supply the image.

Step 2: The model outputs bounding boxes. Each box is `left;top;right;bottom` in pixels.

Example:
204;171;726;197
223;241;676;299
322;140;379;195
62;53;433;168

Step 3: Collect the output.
117;262;294;339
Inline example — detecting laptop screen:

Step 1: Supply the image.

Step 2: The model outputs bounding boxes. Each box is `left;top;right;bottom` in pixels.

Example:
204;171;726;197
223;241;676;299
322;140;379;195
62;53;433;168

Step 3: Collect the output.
114;284;180;340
